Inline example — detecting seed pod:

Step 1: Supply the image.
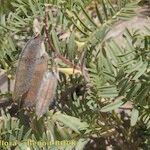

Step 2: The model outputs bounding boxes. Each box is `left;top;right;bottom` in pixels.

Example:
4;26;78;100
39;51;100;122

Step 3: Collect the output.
21;53;49;107
35;71;58;118
13;35;45;101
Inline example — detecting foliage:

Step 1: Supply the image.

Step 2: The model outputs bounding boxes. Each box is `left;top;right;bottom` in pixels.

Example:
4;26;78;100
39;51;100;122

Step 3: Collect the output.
0;0;150;149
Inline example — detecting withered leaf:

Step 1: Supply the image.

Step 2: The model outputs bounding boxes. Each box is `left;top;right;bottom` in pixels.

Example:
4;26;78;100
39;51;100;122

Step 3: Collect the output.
13;35;45;101
21;53;49;107
35;71;58;118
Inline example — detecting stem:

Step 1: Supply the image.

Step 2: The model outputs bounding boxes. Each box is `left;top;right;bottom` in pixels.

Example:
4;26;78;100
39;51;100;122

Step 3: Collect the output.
43;4;80;70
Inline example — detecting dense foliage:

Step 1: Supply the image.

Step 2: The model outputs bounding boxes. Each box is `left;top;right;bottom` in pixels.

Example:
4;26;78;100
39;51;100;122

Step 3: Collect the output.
0;0;150;149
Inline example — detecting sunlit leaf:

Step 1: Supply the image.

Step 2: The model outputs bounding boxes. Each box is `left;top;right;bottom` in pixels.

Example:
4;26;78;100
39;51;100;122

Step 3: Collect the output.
100;96;124;112
130;108;139;126
53;113;89;134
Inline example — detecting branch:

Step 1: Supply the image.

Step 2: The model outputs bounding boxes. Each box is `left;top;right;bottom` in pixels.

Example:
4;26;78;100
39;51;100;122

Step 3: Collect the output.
43;4;90;82
44;4;80;70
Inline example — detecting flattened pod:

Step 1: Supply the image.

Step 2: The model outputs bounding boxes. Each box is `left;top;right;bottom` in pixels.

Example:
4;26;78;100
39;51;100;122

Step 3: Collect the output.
13;36;45;100
35;71;58;118
21;53;49;107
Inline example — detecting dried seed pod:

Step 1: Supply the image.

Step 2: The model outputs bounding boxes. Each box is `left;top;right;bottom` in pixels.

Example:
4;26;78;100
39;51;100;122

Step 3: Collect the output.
21;53;49;107
35;71;58;118
13;35;45;101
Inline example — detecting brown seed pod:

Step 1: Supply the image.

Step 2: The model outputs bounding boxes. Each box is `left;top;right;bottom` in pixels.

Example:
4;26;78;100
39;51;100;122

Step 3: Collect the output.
21;53;49;107
35;71;58;118
13;35;45;101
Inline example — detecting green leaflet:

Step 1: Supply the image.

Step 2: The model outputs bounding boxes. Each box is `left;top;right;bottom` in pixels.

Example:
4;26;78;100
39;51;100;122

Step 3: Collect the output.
28;0;36;15
100;96;124;112
51;29;61;52
67;32;76;60
133;62;148;80
53;113;89;134
130;108;139;126
98;85;118;98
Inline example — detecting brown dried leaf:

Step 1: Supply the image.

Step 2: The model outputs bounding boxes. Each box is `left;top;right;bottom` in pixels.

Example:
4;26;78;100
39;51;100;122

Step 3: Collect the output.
13;36;45;101
35;71;58;118
21;53;49;107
